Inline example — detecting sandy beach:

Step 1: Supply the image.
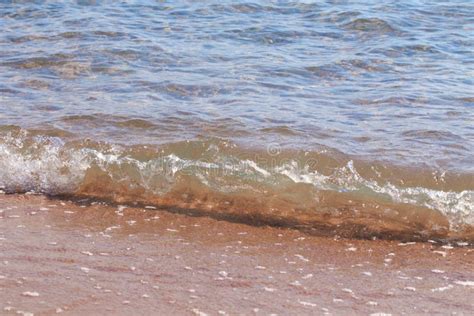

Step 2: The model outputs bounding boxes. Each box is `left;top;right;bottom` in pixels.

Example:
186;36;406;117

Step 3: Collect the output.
2;1;474;315
0;194;472;315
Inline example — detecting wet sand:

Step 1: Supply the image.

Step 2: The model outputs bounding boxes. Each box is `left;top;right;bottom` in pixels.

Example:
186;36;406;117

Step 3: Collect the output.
0;194;473;315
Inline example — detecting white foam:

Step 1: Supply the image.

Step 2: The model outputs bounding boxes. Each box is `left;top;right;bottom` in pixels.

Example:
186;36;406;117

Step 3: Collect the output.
275;160;474;227
0;131;472;229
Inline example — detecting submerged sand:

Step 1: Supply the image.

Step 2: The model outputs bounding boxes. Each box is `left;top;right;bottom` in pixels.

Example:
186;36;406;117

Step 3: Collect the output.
0;194;473;315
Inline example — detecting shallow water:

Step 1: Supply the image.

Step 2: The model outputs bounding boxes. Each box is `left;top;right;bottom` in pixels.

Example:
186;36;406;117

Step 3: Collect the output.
0;1;473;238
1;194;473;315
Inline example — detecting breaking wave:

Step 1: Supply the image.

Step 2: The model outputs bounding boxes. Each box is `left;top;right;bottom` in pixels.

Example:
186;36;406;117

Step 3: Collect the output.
0;127;472;241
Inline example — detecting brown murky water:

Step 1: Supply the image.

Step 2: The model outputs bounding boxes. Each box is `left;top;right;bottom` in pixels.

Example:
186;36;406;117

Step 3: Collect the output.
0;194;472;315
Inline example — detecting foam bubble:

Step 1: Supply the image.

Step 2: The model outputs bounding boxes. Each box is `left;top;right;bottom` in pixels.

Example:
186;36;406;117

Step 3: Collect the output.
0;130;472;235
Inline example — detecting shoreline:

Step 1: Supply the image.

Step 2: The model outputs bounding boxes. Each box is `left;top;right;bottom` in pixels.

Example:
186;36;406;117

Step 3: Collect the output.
0;194;473;315
1;128;473;243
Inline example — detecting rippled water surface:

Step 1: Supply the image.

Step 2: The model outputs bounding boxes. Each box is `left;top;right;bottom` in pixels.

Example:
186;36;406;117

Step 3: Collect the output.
1;1;473;238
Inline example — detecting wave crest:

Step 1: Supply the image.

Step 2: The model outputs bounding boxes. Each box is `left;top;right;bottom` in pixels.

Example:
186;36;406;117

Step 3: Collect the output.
0;129;472;241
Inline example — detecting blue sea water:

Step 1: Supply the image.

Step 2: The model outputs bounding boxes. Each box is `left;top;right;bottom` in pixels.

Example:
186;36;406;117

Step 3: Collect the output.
0;1;473;237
